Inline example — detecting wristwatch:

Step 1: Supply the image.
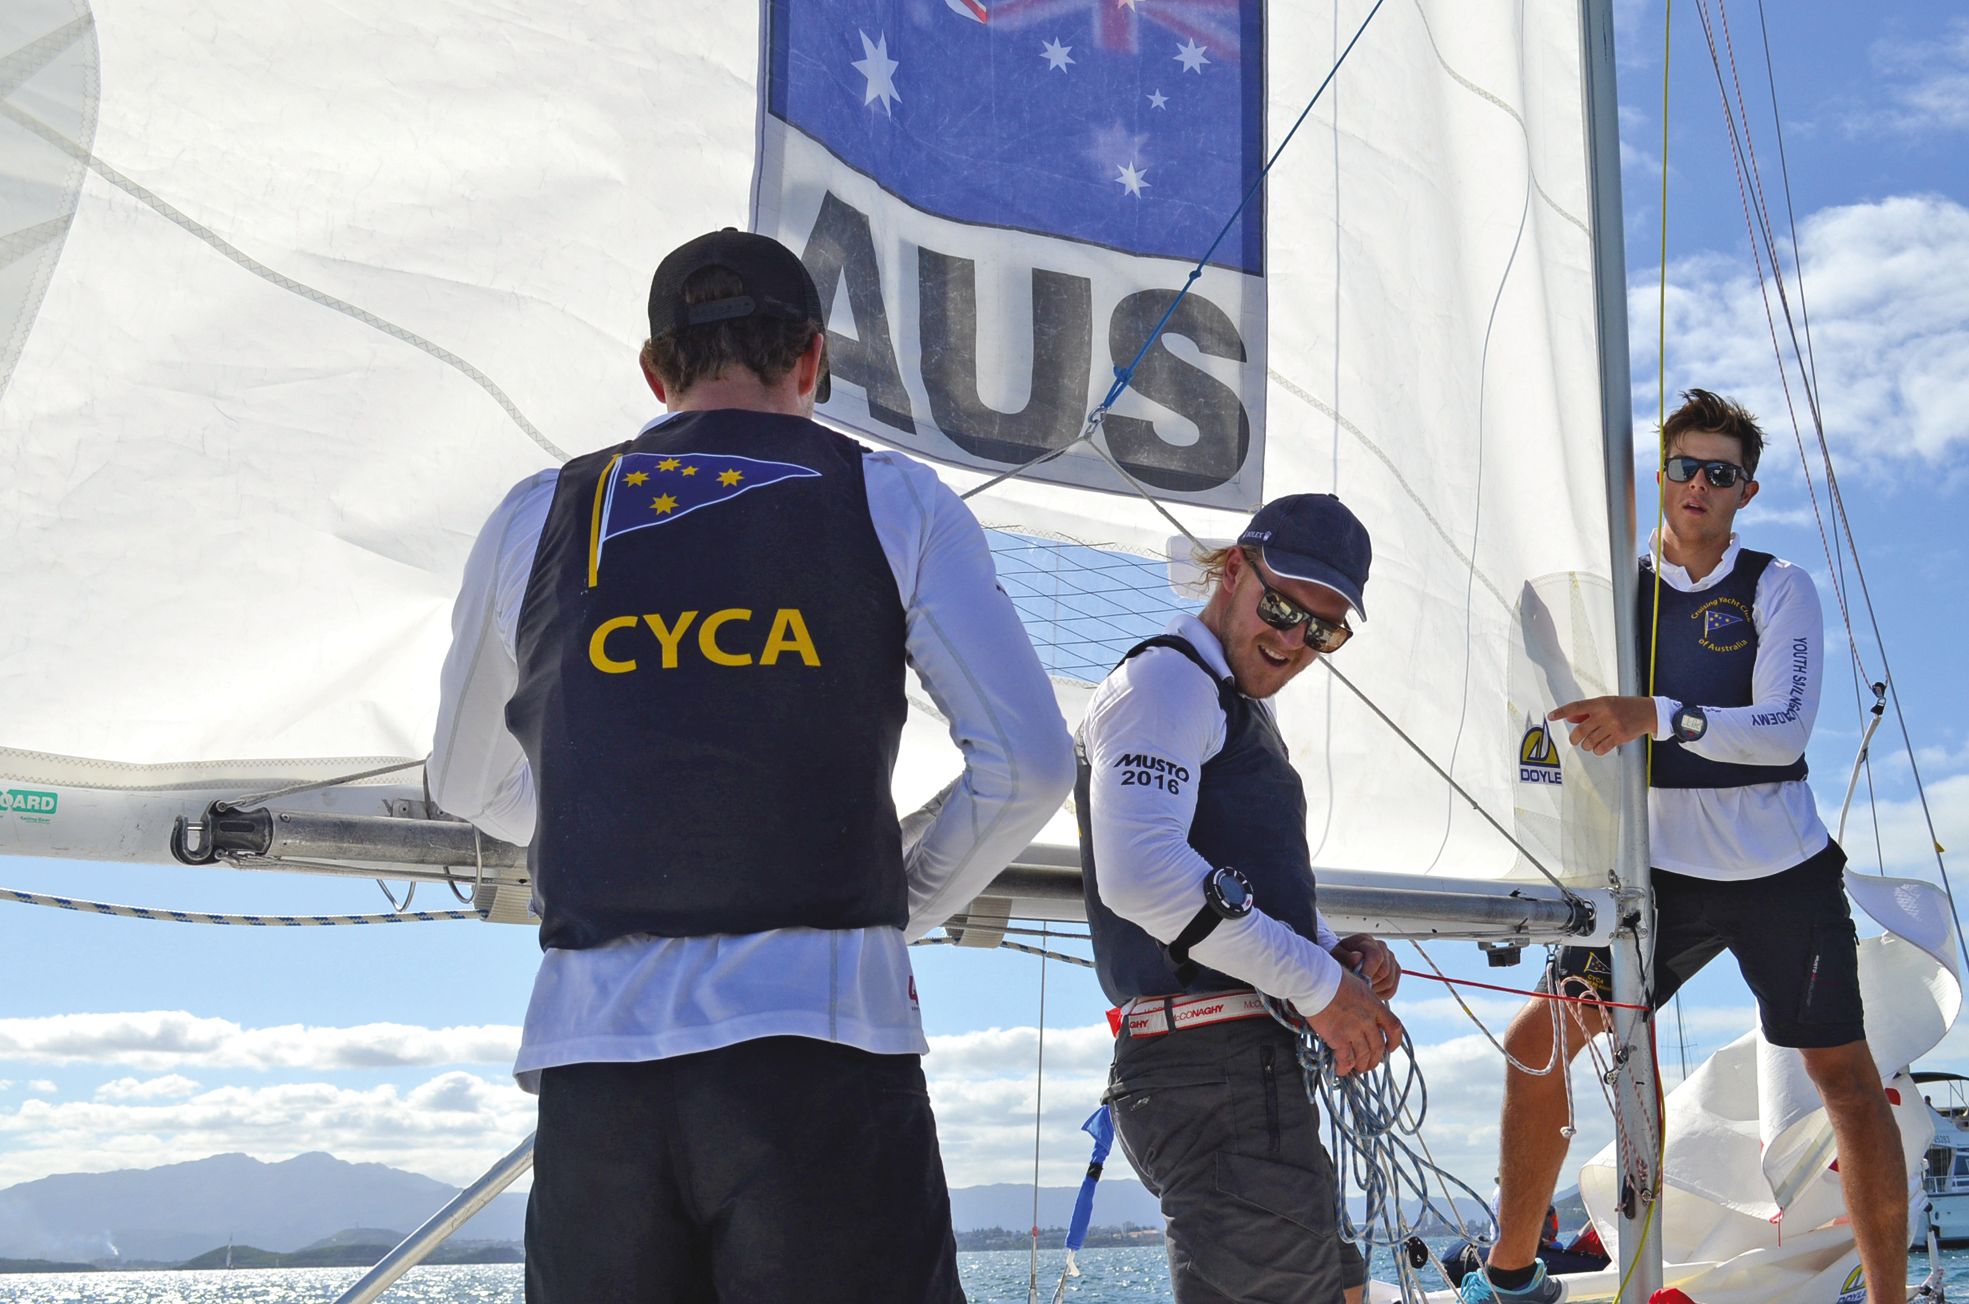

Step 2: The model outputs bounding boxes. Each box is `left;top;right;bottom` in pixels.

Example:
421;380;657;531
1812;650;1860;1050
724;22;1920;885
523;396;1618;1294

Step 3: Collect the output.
1168;866;1256;982
1671;703;1708;744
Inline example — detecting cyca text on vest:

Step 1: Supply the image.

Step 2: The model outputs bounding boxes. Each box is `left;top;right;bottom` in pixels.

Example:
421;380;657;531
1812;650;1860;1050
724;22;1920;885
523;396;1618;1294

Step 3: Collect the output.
588;610;821;672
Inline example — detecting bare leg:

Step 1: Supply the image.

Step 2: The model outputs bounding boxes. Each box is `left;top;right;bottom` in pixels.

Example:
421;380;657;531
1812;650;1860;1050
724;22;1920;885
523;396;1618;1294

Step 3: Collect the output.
1486;1000;1604;1274
1800;1041;1907;1304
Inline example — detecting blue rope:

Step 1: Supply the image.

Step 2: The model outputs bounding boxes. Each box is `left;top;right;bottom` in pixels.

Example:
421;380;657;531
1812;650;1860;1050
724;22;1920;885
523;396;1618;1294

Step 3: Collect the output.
1097;0;1390;417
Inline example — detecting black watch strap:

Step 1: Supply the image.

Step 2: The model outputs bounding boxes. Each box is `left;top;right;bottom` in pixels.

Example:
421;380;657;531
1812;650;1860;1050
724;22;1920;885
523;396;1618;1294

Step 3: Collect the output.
1166;904;1224;986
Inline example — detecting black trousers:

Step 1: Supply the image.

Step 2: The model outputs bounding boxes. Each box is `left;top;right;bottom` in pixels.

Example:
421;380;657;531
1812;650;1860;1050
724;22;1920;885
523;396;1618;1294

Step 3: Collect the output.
526;1037;965;1303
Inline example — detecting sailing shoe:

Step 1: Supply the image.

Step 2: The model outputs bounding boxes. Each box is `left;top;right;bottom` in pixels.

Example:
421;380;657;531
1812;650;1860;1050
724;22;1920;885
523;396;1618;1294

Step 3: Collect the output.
1457;1261;1564;1303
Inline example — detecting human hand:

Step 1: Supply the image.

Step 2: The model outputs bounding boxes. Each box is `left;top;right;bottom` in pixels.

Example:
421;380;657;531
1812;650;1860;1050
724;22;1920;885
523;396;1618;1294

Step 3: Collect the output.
1547;695;1658;756
1303;970;1404;1076
1332;934;1400;998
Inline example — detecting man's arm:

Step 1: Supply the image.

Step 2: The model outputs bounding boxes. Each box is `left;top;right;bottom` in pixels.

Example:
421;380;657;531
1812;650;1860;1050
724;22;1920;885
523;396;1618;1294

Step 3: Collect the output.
1550;563;1824;763
870;456;1076;941
428;472;554;847
1083;650;1347;1015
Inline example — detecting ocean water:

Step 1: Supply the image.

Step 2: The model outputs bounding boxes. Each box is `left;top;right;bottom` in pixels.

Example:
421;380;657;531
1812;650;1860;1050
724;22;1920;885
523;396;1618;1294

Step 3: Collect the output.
1;1246;1961;1302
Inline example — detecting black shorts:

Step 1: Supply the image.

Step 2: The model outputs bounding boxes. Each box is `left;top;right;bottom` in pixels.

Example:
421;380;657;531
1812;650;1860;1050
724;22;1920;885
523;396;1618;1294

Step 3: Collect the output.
1549;839;1864;1049
527;1039;964;1304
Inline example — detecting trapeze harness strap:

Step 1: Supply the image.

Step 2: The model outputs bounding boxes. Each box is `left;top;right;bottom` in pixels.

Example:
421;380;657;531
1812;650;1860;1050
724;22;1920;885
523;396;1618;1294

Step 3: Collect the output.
1075;634;1322;1007
507;410;910;950
1638;550;1808;789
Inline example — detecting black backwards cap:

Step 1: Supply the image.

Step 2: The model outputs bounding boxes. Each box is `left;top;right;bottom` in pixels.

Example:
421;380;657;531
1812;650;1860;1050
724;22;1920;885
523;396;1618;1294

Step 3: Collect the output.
647;228;830;402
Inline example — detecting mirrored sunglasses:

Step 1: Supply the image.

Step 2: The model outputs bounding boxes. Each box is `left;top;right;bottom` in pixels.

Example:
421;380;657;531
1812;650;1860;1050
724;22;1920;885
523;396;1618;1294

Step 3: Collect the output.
1664;455;1747;489
1255;579;1352;654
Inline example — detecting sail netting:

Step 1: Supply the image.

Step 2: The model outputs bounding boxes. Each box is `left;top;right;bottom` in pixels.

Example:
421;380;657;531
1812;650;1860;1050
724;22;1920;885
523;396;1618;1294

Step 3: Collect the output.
0;0;1622;888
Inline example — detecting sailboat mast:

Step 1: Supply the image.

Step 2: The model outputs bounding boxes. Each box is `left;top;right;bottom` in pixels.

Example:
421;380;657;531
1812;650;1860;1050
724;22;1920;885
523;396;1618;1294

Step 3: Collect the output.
1579;0;1664;1297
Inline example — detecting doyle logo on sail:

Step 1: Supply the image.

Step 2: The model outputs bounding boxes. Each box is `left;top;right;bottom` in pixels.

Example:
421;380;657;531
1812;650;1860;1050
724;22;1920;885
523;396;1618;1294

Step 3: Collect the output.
1518;719;1562;786
0;788;58;820
754;0;1267;509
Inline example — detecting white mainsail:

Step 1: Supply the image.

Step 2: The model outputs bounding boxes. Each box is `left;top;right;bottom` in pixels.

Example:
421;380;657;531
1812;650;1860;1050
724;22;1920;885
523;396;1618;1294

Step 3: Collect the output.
2;0;1625;897
9;3;1942;1302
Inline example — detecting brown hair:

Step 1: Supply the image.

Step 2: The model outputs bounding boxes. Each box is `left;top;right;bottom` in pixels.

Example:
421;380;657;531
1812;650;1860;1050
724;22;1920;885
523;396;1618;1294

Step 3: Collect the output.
642;265;821;397
1661;387;1765;477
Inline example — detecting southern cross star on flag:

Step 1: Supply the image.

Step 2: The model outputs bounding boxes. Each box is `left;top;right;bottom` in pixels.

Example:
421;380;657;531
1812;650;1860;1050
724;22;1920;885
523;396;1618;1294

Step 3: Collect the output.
596;451;820;565
765;0;1265;273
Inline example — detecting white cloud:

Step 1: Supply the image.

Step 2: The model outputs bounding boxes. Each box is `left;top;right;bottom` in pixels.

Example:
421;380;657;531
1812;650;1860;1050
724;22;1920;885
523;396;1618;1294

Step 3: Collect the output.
94;1074;201;1103
1835;770;1969;879
0;1012;519;1072
26;1081;55;1096
1866;20;1969;134
0;1071;536;1189
1630;194;1969;473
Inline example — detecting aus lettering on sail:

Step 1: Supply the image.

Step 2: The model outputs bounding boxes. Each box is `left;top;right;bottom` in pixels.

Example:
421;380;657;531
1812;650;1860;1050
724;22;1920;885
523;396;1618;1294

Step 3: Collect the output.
754;0;1269;509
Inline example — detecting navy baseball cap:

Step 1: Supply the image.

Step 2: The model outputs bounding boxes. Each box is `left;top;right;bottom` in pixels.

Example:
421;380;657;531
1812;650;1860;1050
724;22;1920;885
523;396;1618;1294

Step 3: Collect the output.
647;229;830;402
1238;494;1373;619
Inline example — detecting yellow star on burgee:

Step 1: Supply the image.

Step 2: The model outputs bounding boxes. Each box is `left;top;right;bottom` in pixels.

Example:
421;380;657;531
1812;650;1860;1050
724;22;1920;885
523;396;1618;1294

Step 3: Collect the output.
657;458;681;472
680;465;699;476
718;469;744;487
650;494;679;514
623;470;649;486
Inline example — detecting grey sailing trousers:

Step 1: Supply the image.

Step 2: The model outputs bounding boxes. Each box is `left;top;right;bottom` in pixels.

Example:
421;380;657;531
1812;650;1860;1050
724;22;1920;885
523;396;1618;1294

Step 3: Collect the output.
1106;1014;1364;1303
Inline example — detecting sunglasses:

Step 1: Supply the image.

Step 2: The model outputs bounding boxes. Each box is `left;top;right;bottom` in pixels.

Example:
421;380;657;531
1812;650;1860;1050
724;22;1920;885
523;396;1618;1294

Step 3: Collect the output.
1664;456;1748;489
1254;575;1353;654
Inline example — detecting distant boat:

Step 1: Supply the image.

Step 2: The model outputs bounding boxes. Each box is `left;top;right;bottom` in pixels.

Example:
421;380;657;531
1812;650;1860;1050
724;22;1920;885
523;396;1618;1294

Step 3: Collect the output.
1915;1071;1969;1247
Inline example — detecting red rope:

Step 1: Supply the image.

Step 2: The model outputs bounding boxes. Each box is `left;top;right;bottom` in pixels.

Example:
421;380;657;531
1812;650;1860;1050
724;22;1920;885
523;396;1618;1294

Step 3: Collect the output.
1402;967;1650;1012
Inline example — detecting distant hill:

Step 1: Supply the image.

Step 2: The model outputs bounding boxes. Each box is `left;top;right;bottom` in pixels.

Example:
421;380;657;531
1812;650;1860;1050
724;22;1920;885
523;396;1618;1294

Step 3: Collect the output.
0;1258;98;1274
947;1181;1162;1232
179;1234;523;1269
0;1152;526;1264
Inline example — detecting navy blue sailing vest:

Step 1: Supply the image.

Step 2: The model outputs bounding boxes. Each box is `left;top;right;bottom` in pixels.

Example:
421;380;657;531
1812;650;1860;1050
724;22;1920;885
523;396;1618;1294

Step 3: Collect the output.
1637;550;1808;790
1075;636;1322;1006
506;410;910;950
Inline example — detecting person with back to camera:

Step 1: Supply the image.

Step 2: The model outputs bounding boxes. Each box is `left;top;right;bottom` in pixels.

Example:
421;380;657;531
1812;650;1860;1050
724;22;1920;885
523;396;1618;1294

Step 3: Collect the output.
429;228;1075;1303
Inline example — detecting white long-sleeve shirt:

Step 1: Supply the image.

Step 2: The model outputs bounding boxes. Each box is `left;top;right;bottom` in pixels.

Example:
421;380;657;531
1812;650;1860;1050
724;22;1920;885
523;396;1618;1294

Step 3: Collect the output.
430;413;1075;1089
1078;615;1345;1016
1641;535;1831;881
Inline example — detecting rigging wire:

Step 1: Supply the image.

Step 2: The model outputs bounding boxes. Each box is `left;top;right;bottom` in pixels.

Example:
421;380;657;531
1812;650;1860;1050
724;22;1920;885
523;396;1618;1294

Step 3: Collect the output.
0;887;475;926
1026;925;1050;1304
957;0;1390;511
1692;0;1968;975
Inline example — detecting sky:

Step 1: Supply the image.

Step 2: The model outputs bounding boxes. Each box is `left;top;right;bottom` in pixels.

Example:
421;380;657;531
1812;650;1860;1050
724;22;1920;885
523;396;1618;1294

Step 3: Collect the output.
2;0;1968;1228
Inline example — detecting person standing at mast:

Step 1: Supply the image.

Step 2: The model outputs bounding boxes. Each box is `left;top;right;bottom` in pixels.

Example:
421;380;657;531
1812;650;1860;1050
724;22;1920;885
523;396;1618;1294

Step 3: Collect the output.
429;229;1075;1303
1078;494;1405;1304
1462;390;1905;1304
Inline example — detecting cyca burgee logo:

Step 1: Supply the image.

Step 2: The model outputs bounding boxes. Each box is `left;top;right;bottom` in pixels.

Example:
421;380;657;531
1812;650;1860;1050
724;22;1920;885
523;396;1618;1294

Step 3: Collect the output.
1;788;59;823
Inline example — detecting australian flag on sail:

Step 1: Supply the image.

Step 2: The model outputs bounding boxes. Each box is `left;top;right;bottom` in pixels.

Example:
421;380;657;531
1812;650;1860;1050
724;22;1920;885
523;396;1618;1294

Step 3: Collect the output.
595;451;819;564
753;0;1269;510
765;0;1264;272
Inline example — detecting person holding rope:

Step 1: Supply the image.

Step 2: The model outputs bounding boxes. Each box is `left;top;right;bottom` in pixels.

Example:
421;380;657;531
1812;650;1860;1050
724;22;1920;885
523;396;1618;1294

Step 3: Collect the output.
1462;390;1905;1304
429;229;1074;1303
1077;493;1405;1304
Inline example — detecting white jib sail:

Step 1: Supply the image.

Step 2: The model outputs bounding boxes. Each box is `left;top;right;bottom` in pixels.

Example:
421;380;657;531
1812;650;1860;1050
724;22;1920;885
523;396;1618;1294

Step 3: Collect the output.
1;0;1625;897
